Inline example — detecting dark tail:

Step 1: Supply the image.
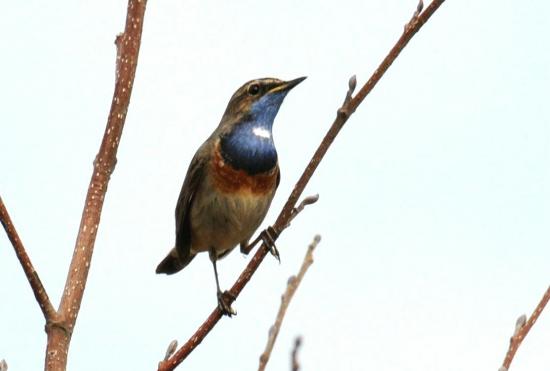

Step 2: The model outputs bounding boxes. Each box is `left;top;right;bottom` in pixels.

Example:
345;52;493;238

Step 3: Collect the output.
156;247;196;275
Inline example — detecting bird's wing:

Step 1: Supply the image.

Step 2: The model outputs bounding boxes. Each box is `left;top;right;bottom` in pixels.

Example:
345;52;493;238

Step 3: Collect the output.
174;143;210;256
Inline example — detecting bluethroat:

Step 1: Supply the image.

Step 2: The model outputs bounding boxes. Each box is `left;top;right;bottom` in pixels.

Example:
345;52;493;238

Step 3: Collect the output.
156;77;306;316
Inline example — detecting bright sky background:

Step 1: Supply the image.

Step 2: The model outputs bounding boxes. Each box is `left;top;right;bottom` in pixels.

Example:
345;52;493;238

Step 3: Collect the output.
1;1;549;370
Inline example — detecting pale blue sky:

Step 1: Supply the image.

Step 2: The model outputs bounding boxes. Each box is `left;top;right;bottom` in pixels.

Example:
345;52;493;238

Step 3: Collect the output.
1;1;549;370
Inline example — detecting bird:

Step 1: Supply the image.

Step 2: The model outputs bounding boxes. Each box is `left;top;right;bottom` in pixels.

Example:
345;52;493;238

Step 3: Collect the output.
156;76;306;316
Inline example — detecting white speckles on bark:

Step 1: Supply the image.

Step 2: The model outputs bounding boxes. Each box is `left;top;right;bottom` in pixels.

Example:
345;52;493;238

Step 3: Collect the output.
44;1;148;368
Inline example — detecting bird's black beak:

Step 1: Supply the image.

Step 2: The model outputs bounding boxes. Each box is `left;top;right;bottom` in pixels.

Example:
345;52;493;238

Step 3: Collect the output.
270;76;307;94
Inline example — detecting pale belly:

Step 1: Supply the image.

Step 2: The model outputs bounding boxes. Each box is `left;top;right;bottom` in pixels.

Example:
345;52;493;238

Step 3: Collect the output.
189;186;274;257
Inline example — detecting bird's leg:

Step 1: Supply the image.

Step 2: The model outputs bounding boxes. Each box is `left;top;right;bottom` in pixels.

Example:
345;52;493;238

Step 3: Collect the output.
240;226;280;262
209;248;236;317
263;226;280;262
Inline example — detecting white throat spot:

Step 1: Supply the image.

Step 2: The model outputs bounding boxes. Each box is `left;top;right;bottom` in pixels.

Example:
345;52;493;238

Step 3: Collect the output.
252;127;271;139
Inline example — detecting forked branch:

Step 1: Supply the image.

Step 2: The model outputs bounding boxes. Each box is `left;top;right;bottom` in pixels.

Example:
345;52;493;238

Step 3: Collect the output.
36;1;145;369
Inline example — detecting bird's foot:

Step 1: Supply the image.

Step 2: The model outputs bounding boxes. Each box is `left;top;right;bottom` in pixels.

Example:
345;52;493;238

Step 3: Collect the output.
240;226;281;261
261;226;280;263
217;290;237;317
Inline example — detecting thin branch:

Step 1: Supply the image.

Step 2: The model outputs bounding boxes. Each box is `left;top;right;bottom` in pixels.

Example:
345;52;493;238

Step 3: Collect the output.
500;286;550;370
158;1;445;369
44;1;148;369
0;197;56;321
291;337;303;371
348;0;441;115
164;340;178;362
282;194;319;231
258;236;320;371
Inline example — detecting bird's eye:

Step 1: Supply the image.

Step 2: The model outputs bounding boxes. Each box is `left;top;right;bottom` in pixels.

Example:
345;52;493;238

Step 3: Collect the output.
248;83;260;96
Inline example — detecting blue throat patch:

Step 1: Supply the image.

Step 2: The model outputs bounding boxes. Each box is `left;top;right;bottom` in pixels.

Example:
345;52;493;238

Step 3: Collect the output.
220;92;287;175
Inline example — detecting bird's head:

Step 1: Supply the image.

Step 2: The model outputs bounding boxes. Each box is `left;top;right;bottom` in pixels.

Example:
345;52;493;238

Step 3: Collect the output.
222;77;306;127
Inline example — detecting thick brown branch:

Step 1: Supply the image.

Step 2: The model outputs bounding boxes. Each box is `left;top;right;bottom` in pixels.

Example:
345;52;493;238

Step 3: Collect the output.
0;197;56;321
500;286;550;370
44;1;148;370
158;1;445;370
258;235;320;371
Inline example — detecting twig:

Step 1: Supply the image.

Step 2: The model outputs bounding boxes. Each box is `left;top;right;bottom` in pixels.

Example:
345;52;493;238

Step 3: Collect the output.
282;194;319;231
500;286;550;370
258;236;320;371
407;0;424;27
158;1;445;369
0;197;56;321
163;340;179;361
43;1;148;370
291;337;302;371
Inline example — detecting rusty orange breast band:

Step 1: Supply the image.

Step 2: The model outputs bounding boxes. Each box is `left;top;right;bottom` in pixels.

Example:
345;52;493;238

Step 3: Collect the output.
211;142;278;195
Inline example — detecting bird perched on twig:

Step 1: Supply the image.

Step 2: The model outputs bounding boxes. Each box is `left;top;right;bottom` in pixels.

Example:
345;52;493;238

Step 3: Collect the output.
156;77;306;316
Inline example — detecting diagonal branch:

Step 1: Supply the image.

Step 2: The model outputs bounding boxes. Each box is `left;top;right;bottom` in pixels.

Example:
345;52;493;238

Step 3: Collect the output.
44;1;148;370
158;1;446;370
0;197;56;321
258;235;320;371
500;286;550;370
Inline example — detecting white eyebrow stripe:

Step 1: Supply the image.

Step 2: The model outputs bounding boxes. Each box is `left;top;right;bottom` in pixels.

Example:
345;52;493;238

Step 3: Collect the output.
252;127;271;139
